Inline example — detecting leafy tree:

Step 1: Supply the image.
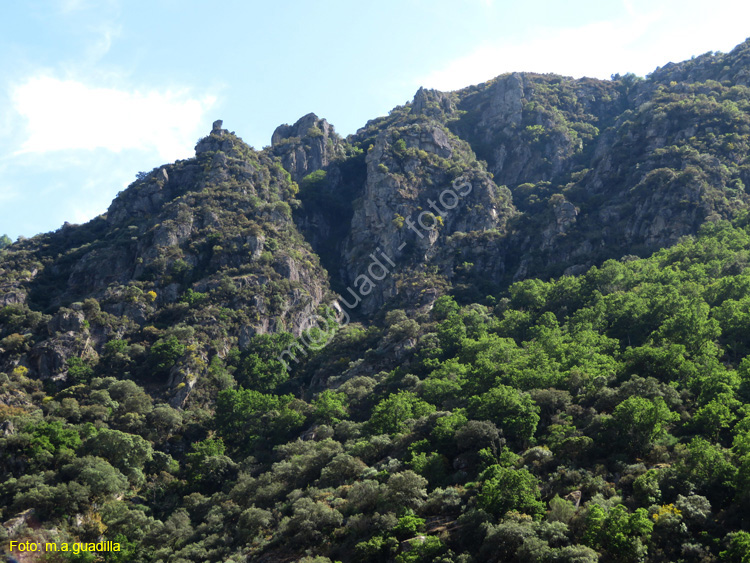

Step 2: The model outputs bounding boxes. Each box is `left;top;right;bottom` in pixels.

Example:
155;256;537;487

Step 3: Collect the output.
84;427;153;474
147;404;183;440
395;535;445;563
608;396;678;455
279;497;343;546
215;388;305;452
583;504;653;562
0;234;11;249
66;357;94;384
469;385;540;443
61;456;129;501
547;495;576;523
721;531;750;562
148;335;186;377
26;420;82;460
432;295;460;320
477;465;545;518
369;391;436;434
392;508;425;539
233;333;297;391
311;390;348;424
386;470;429;510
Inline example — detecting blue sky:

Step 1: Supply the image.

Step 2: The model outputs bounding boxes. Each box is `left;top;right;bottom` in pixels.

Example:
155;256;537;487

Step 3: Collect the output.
2;0;749;240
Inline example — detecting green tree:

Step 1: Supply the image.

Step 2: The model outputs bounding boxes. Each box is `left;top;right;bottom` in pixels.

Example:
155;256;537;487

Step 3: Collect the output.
215;388;305;452
0;234;11;249
148;335;186;376
26;420;82;460
66;357;94;384
721;531;750;563
84;427;153;475
311;390;348;424
609;396;678;455
392;509;425;539
469;385;540;443
583;504;653;562
477;465;545;518
61;456;129;501
234;333;297;391
369;391;436;434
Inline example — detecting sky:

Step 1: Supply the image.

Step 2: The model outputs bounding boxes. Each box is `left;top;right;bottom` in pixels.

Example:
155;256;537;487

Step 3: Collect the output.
1;0;749;240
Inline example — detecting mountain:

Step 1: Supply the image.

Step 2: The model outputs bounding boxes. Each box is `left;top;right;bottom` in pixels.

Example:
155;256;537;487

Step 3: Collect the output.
287;39;750;311
2;39;750;563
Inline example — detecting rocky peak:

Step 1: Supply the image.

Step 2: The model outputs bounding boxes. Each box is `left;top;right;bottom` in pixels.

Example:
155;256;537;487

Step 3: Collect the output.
272;113;326;145
411;87;455;118
270;113;344;182
194;119;249;157
648;37;750;86
482;72;526;127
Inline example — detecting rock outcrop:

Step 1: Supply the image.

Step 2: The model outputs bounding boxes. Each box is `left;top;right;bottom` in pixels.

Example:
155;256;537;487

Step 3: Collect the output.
271;113;344;182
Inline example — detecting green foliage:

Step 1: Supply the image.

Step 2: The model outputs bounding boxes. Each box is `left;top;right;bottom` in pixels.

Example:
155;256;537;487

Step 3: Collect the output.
26;420;82;459
215;387;305;452
369;391;436;434
311;390;348;424
233;333;296;392
66;357;94;384
468;385;540;443
300;169;327;191
8;52;750;562
148;335;186;376
180;288;207;306
583;504;654;562
392;508;425;539
608;396;678;454
395;535;445;563
721;531;750;562
477;465;545;518
84;427;153;475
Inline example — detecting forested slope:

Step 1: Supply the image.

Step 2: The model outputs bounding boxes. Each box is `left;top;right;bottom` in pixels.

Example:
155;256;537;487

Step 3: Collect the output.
4;219;750;561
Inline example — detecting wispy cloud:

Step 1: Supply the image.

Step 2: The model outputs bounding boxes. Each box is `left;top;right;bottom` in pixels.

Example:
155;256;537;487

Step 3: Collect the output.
419;14;659;90
419;0;750;91
12;76;217;161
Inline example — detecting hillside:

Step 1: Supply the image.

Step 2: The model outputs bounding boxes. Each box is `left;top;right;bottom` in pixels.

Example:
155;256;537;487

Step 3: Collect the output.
2;40;750;562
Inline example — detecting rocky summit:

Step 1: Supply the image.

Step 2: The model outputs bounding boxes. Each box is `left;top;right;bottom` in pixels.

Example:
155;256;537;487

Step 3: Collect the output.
3;39;750;563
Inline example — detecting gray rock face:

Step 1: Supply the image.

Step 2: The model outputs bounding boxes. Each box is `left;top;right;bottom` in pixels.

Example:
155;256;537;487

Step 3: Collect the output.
271;113;344;182
29;337;73;380
412;87;455;118
107;163;202;225
541;196;578;251
452;73;621;187
340;122;515;313
0;287;26;307
482;72;525;128
195;123;235;156
47;308;86;335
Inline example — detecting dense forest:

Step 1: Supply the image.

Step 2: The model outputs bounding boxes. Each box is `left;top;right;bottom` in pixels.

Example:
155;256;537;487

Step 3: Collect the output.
3;40;750;562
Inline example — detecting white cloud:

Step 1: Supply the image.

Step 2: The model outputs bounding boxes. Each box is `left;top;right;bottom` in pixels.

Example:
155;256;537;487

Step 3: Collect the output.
12;76;217;161
420;0;750;91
